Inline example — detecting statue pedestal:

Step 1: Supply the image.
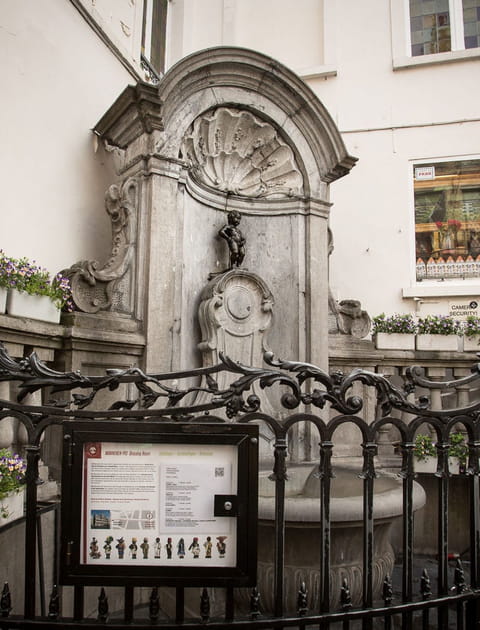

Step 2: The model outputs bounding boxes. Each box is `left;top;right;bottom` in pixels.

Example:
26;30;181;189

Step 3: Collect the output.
198;268;274;403
197;269;277;460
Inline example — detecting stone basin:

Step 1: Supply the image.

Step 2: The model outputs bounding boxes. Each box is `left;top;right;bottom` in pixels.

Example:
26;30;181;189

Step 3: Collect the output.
256;465;426;611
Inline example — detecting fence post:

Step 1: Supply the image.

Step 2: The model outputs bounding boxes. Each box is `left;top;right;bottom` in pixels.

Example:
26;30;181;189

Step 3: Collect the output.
23;444;39;619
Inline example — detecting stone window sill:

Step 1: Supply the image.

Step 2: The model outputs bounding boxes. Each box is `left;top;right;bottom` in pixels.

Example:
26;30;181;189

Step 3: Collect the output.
297;64;337;80
393;48;480;70
403;283;480;298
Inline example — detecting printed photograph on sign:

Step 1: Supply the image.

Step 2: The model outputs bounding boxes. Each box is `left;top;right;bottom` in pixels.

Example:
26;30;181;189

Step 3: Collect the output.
81;442;237;567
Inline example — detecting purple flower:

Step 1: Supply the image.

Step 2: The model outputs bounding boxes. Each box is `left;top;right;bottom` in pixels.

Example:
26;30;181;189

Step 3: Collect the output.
0;252;73;309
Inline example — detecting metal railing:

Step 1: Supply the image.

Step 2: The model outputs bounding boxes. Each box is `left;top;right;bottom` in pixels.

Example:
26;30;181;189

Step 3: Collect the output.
1;344;480;628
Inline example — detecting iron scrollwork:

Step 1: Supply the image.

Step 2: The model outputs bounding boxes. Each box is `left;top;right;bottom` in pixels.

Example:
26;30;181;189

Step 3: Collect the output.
2;343;480;422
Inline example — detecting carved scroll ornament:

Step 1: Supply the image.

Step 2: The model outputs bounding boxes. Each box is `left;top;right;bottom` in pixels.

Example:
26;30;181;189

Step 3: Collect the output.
62;178;137;313
182;107;304;198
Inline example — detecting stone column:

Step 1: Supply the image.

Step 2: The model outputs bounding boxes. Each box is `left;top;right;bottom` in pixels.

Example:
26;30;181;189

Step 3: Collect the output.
425;367;447;443
94;84;180;373
454;368;471;409
375;366;399;464
426;367;446;412
305;201;331;371
140;158;183;372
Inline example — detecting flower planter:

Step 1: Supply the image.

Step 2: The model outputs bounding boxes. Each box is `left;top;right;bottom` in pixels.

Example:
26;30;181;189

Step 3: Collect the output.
463;335;480;352
0;287;6;314
448;458;461;475
415;457;462;474
416;334;459;352
0;488;25;526
415;457;437;474
6;291;60;324
374;332;415;351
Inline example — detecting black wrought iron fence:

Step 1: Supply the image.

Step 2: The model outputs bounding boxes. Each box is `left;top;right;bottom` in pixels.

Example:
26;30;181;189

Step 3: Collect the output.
1;344;480;629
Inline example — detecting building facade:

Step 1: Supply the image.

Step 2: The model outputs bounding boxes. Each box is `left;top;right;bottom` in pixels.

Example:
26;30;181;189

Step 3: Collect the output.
1;0;480;343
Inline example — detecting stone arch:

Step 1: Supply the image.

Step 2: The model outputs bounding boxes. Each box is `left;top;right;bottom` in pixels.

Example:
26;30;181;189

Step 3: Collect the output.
155;47;356;199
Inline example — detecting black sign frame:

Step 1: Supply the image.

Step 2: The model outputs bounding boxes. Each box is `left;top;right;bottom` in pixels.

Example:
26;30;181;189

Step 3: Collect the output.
60;420;258;587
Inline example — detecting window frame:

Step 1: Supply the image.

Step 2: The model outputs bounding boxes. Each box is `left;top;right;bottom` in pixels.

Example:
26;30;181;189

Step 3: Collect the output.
141;0;168;82
403;154;480;299
391;0;480;70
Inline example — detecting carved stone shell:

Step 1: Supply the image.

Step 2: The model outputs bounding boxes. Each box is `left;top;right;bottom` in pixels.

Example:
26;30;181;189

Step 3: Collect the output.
182;107;303;198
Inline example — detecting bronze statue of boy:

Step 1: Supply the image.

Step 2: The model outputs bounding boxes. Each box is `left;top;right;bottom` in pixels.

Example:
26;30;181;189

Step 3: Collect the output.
219;210;246;268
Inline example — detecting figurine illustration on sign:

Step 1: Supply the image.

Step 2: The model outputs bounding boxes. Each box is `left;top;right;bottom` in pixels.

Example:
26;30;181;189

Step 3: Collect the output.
177;537;185;559
166;537;172;559
189;537;201;558
1;584;12;617
216;536;227;558
204;536;212;558
89;537;101;559
140;537;149;559
103;536;113;559
219;210;246;269
154;537;161;559
129;537;138;559
116;537;125;559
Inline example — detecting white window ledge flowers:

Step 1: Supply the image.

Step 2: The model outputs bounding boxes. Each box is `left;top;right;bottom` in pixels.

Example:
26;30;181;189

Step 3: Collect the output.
413;433;467;475
372;313;417;350
0;251;73;323
416;314;462;351
0;449;26;524
463;315;480;352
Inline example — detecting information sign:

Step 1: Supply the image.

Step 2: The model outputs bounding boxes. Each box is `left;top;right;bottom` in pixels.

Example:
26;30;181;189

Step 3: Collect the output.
415;166;435;180
60;421;258;587
449;299;479;320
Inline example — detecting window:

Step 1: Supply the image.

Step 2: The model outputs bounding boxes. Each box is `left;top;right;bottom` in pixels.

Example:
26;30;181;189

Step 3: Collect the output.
464;0;480;47
141;0;168;82
414;159;480;280
409;0;480;57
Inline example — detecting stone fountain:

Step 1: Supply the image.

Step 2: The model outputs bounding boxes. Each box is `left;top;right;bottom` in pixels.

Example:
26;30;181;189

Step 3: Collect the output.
77;47;426;614
258;465;425;610
196;212;426;609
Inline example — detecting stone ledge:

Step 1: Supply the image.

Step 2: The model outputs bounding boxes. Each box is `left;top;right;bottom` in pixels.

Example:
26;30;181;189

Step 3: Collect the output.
0;311;145;360
329;333;480;369
61;311;141;334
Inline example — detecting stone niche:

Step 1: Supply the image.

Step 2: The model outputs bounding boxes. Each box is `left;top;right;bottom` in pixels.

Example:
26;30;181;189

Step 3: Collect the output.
92;47;356;377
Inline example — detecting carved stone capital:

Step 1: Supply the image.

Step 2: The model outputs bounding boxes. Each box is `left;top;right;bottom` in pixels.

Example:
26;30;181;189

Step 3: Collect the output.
94;83;163;150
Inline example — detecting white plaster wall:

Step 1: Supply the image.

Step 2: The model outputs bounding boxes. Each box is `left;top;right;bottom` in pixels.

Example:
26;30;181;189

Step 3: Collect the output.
2;0;477;321
314;1;480;318
166;0;324;73
329;123;480;319
0;1;134;276
232;0;324;70
167;0;224;66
